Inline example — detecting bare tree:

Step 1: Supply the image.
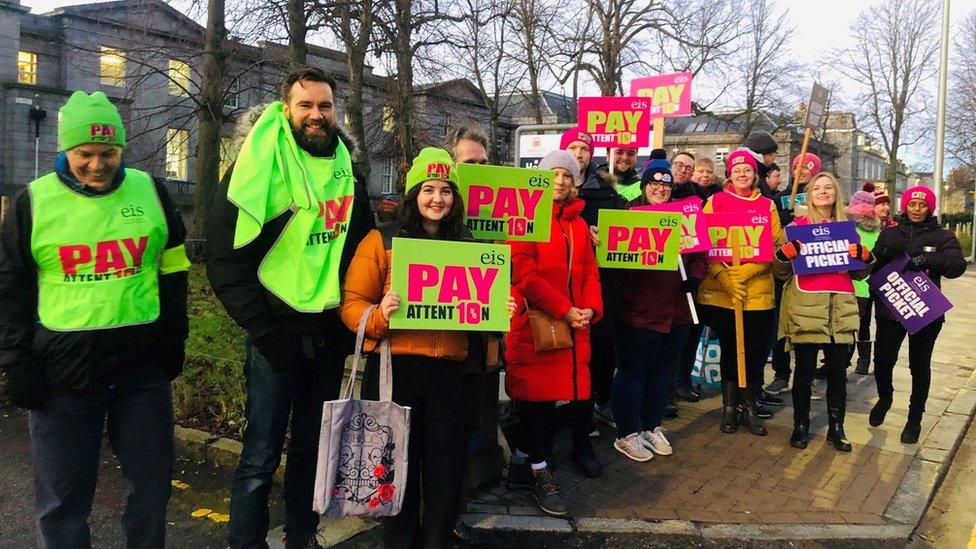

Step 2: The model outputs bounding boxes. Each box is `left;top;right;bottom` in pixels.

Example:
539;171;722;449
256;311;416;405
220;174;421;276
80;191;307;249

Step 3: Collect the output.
373;0;461;188
653;0;743;113
838;0;940;186
287;0;308;65
736;0;798;137
574;0;668;96
508;0;560;122
452;0;525;161
948;11;976;170
194;0;229;236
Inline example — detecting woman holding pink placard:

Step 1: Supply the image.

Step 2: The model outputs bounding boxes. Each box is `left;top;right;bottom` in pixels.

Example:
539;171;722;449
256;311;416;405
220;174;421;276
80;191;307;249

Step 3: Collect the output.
772;173;874;452
697;148;784;437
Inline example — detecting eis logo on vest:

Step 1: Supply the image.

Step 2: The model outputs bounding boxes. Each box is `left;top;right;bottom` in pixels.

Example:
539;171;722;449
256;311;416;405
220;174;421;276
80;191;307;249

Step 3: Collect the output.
307;195;353;246
58;236;150;282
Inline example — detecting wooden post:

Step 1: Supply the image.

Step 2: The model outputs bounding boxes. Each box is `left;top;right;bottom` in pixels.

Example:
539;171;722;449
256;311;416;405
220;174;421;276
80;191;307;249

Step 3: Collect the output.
652;117;665;149
789;128;812;210
730;231;747;389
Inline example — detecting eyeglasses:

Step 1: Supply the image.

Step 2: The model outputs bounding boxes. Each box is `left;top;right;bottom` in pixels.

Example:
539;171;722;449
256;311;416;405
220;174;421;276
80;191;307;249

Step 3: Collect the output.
673;162;694;171
648;181;674;189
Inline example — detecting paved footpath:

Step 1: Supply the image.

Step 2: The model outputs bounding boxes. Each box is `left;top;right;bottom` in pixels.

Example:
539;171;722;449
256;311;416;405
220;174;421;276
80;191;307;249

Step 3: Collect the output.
463;267;976;545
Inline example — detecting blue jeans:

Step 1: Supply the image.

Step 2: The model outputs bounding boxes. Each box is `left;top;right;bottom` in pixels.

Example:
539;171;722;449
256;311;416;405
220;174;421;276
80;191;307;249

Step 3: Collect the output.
612;323;690;438
28;369;174;549
228;339;345;548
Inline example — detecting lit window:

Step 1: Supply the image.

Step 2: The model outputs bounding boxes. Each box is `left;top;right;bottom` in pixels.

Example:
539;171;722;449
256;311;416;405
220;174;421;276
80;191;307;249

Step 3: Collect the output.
100;47;125;87
714;147;729;166
219;137;235;178
165;129;189;180
168;60;190;95
383;106;395;133
17;51;37;85
381;158;395;193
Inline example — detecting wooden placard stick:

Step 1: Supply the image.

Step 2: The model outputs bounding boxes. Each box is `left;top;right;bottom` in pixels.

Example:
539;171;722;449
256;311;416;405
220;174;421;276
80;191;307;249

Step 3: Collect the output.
730;230;747;389
652;117;665;149
789;127;812;210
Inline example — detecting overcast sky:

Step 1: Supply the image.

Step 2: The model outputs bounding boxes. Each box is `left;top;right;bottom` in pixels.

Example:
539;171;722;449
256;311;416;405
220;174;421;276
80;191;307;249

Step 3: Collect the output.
18;0;976;170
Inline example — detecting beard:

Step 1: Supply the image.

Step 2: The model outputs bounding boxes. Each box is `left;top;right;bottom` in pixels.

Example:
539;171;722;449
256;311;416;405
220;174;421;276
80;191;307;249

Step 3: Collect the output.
292;120;337;157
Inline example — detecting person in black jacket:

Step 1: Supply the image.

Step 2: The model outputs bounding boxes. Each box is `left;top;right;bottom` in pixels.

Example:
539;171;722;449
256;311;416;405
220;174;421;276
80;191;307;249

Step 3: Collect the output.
206;68;375;548
745;130;779;195
869;186;966;444
0;91;188;548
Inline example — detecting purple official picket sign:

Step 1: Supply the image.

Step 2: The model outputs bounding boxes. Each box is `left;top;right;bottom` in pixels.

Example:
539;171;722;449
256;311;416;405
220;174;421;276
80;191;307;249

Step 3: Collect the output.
785;221;864;276
869;255;953;335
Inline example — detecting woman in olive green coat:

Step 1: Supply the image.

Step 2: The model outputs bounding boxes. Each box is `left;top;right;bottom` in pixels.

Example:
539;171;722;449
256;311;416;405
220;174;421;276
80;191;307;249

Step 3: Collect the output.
773;173;875;452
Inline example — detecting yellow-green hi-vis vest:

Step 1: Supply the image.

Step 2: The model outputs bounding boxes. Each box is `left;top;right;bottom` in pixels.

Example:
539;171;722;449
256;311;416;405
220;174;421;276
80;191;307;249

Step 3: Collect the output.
29;169;188;331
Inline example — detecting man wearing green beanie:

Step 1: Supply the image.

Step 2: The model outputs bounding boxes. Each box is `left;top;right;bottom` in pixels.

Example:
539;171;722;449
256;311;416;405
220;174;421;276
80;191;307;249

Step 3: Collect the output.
0;90;190;547
206;67;375;548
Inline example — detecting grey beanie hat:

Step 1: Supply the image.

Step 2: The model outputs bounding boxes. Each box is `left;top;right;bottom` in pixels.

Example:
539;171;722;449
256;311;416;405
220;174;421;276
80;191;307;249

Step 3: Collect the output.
539;150;582;187
745;130;778;155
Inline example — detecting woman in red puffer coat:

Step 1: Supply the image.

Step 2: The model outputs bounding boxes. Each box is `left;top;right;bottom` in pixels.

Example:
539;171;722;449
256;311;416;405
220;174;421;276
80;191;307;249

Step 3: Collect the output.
504;149;603;518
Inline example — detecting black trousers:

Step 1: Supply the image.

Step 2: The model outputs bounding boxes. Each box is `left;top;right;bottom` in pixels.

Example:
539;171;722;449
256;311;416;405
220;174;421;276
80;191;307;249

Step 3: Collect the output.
700;305;774;386
371;355;465;549
770;279;792;381
857;297;873;341
874;317;943;422
588;332;615;404
791;343;848;423
517;401;556;464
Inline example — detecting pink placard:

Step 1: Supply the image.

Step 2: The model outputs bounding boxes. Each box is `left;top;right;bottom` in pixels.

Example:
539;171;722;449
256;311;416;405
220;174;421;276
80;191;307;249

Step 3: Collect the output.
577;97;651;148
629;72;693;118
631;197;710;254
704;212;773;263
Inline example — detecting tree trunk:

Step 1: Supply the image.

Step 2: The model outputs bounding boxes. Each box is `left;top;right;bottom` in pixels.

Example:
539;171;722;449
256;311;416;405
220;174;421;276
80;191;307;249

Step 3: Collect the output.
392;0;415;190
345;44;370;181
193;0;227;238
288;0;308;66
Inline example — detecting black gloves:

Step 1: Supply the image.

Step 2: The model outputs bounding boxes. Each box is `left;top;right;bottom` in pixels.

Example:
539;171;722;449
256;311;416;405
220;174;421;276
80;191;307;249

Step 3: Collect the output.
3;364;46;410
904;254;927;272
252;329;304;372
680;278;701;294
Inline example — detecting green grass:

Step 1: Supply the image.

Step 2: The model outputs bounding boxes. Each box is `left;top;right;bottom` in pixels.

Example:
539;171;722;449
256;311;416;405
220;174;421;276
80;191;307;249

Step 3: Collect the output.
173;264;247;439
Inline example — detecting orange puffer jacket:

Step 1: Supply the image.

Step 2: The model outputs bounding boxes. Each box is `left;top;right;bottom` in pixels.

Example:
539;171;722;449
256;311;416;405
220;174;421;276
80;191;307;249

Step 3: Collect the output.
340;228;468;361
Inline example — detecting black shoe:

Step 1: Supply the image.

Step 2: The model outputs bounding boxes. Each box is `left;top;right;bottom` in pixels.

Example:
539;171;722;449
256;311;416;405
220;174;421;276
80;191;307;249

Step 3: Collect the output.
901;421;922;444
506;458;534;490
790;420;810;449
664;403;679;419
757;388;784;406
754;403;773;419
674;385;700;402
532;468;568;516
854;341;872;375
571;449;604;478
869;399;891;427
738;384;768;436
826;407;853;452
720;380;738;433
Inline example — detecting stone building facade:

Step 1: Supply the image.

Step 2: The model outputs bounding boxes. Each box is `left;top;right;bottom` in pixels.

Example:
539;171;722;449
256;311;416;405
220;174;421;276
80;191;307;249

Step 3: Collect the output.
0;0;495;214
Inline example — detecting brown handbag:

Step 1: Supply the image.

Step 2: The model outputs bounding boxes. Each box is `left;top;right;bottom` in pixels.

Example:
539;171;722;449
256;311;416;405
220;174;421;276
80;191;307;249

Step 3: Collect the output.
527;223;575;352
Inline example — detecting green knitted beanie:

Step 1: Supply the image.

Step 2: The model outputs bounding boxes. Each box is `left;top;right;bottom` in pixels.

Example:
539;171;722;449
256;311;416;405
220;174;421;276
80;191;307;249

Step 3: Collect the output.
58;90;126;151
404;147;458;195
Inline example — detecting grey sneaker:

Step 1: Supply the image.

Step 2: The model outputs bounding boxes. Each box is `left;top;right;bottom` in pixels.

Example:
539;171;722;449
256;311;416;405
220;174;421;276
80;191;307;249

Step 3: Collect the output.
764;377;790;394
531;468;568;516
593;402;616;428
640;427;673;456
614;433;654;462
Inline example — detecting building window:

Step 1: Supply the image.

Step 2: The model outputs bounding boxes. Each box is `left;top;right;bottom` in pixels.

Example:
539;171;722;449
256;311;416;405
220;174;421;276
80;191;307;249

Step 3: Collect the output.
165;129;189;180
382;106;395;133
381;158;395;193
219;137;235;179
168;60;190;95
714;147;729;166
17;51;37;85
100;47;125;87
436;113;450;137
224;79;239;109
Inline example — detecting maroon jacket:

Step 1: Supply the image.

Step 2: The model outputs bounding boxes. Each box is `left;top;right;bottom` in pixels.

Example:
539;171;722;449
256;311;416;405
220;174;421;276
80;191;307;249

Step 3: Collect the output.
615;251;708;332
505;198;603;402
